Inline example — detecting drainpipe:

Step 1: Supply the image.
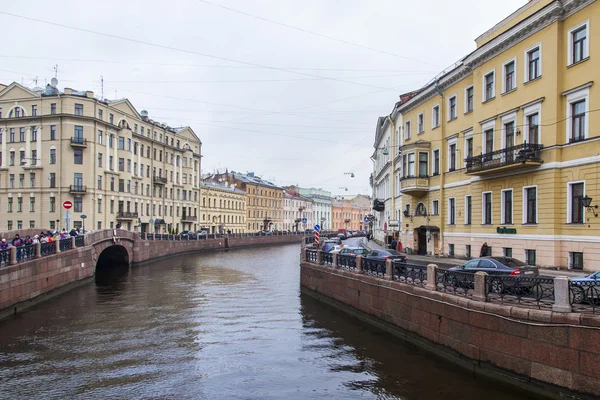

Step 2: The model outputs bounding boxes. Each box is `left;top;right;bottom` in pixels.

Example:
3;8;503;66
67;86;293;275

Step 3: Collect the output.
386;114;397;232
435;80;445;256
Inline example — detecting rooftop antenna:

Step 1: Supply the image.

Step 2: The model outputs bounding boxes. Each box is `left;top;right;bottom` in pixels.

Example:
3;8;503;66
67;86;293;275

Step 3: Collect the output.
53;64;58;79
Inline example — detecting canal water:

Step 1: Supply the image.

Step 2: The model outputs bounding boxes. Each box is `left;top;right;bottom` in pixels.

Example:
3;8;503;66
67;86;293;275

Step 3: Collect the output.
0;244;539;399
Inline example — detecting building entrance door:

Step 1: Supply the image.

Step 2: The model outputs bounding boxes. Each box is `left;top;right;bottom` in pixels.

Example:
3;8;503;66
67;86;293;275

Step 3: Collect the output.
417;227;427;255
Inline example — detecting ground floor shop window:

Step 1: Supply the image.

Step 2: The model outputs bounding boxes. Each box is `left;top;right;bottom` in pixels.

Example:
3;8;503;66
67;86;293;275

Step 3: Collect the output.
570;252;584;270
525;249;536;266
503;248;512;257
448;244;454;256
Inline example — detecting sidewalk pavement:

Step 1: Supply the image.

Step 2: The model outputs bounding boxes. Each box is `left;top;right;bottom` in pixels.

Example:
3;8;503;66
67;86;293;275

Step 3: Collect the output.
361;238;586;278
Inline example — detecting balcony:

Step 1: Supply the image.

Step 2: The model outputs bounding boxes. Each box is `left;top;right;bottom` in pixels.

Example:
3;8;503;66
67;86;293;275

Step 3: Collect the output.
181;215;198;223
69;185;87;194
70;137;88;147
465;143;543;175
400;176;429;194
117;211;139;220
153;176;168;185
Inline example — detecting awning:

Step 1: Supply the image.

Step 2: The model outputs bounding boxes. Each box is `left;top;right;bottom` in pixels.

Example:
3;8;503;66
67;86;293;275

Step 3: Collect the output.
416;225;439;232
154;219;166;225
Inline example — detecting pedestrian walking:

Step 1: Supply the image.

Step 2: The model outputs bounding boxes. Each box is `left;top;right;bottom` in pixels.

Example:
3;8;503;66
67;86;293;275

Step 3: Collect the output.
397;240;403;253
391;238;397;251
480;242;489;257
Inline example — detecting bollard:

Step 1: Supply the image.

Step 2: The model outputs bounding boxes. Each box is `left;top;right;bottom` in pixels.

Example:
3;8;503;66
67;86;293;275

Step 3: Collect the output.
55;238;61;253
426;264;437;290
552;276;572;313
385;259;393;280
35;242;41;258
71;236;76;249
332;253;338;268
473;271;488;302
356;255;363;273
317;249;323;265
9;246;17;265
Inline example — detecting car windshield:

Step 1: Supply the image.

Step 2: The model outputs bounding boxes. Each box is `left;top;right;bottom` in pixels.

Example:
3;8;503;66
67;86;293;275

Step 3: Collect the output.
491;257;528;268
383;250;401;256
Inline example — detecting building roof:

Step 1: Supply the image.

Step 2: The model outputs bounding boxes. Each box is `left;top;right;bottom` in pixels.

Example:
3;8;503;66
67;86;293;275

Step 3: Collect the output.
231;172;282;189
200;181;246;195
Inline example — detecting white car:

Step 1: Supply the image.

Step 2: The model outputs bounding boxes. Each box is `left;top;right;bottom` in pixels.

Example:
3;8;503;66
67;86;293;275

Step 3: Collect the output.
329;245;345;254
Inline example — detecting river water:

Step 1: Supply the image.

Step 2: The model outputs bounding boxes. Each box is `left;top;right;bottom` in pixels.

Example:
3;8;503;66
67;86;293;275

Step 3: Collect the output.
0;244;539;399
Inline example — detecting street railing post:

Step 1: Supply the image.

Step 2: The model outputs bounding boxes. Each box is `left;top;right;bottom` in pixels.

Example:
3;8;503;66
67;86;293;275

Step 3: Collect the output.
473;271;488;302
356;255;363;273
385;259;393;280
426;264;437;290
35;242;41;258
55;239;61;254
332;253;338;268
317;249;323;265
9;247;16;265
553;276;572;313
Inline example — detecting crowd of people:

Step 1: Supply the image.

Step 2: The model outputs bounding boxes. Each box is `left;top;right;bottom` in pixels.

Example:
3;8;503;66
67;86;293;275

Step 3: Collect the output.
0;228;84;250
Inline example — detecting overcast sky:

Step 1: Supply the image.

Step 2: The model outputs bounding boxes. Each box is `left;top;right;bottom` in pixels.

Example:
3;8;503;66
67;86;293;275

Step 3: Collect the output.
1;0;526;196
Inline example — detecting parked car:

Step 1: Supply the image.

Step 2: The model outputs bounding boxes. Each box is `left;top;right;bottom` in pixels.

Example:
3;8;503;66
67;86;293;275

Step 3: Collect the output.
363;249;407;263
321;240;338;253
197;230;208;238
338;247;367;257
181;230;197;239
570;271;600;303
329;245;345;254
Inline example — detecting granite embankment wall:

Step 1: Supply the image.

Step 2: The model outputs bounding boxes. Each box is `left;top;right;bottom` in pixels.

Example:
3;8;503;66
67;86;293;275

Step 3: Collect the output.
301;261;600;399
0;231;304;317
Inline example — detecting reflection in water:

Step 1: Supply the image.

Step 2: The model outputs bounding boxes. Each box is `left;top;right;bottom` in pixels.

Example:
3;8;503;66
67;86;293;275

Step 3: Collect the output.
0;244;538;399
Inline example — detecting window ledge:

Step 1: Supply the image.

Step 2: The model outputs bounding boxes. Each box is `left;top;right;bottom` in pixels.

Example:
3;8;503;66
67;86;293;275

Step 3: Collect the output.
448;117;457;122
464;223;471;226
500;223;514;226
566;223;586;226
524;76;542;85
417;131;425;135
481;223;493;226
464;110;473;116
567;57;589;68
482;97;496;104
522;223;538;226
501;88;517;96
432;125;440;130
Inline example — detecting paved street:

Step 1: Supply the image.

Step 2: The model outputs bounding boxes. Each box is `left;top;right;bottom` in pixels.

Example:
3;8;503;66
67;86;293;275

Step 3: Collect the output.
343;237;586;278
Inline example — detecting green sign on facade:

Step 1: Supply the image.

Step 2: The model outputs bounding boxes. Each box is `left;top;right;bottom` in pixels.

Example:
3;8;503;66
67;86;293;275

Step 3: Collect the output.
496;226;517;234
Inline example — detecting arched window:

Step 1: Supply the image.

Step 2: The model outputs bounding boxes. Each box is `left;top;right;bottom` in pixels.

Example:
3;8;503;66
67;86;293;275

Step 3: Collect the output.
415;202;427;216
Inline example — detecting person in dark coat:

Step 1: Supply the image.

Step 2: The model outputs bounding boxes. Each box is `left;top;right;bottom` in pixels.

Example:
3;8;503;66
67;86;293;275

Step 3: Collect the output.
480;242;489;257
391;238;397;250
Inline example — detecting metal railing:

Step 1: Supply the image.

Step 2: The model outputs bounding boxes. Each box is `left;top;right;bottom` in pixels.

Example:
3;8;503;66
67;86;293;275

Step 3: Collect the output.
570;281;600;313
337;254;356;271
393;263;427;286
153;176;168;184
435;269;475;297
0;249;10;266
59;238;73;252
485;275;555;310
306;250;318;264
41;241;56;256
70;137;87;146
16;244;36;262
69;185;87;193
362;258;386;277
465;143;543;173
75;236;85;247
117;211;139;219
321;252;333;266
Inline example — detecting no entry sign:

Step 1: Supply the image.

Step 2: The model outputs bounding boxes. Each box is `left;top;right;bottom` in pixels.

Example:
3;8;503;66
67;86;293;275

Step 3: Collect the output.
63;200;73;210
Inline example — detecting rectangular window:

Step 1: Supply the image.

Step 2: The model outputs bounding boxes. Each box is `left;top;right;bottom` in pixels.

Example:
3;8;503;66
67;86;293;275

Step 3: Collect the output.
119;179;125;192
465;245;471;258
569;182;584;224
407;153;415;177
9;128;14;143
524;187;537;224
20;128;25;142
483;192;492;224
50;103;56;115
127;159;131;173
31;128;37;142
448;143;456;171
119;158;125;171
7;198;12;212
448;198;456;225
19;173;24;188
49;173;55;188
74;197;82;213
502;190;513;224
97;175;102;190
527;113;539;144
570;252;584;270
109;135;113;149
110;200;114;214
74;104;83;116
448;244;455;256
432;105;440;127
448;96;456;120
571;100;586;142
466;87;473;113
97;198;102;214
432;200;439;215
98;152;103;168
465;195;472;225
19;150;25;165
504;60;515;93
50;125;56;140
525;249;536;266
404;121;411;140
118;136;125;150
74;125;83;142
504;248;513;257
402;154;407;178
29;197;35;212
466;137;473;158
74;149;83;164
527;47;541;81
418;153;428;178
570;24;588;64
417;113;424;133
98;109;103;120
484;71;495;101
485;129;494;154
98;130;103;145
30;172;35;188
50;148;57;164
31;105;37;116
17;197;22;212
109;113;114;124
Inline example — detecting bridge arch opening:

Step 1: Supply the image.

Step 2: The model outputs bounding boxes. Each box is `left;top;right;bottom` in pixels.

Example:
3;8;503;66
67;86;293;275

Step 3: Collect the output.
95;245;130;286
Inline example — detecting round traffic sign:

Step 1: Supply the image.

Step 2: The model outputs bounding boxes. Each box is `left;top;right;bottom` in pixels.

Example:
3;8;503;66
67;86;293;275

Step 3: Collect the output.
314;224;321;232
63;201;73;210
80;214;87;219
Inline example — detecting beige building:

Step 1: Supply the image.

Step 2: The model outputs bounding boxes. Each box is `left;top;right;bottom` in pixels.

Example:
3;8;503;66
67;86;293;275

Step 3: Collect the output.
0;80;202;234
199;182;246;234
283;189;314;231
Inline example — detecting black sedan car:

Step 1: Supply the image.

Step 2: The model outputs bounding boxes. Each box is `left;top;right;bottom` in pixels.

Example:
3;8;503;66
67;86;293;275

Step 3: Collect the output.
363;249;407;263
449;257;539;276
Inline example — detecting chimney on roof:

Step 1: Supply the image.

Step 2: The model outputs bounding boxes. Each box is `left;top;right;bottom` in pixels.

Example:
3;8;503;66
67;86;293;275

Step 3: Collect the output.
141;110;149;121
85;91;94;98
64;88;73;95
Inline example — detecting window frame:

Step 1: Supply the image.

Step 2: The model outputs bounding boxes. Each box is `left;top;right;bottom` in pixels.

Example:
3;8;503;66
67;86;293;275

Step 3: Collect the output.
565;87;589;143
567;180;585;224
502;58;517;94
524;43;542;82
447;138;457;172
463;130;473;159
431;148;440;176
447;94;457;121
482;191;493;225
523;101;542;145
417;112;424;134
568;20;589;65
465;195;472;225
404;120;411;141
431;104;440;128
464;85;474;113
448;198;456;225
501;188;513;225
432;199;439;216
522;185;538;224
418;151;428;178
482;69;495;102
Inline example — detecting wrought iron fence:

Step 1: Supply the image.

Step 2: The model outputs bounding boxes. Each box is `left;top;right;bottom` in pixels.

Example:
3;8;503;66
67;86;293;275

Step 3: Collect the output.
362;258;386;277
321;252;333;266
393;263;427;286
337;254;356;271
59;238;73;252
570;281;600;313
74;235;85;247
436;269;475;297
306;250;318;263
16;244;36;262
147;234;155;240
41;241;56;256
485;275;555;309
0;249;9;267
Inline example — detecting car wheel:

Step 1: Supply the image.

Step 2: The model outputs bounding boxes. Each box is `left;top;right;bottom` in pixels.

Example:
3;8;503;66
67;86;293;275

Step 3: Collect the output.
490;278;504;294
570;286;584;304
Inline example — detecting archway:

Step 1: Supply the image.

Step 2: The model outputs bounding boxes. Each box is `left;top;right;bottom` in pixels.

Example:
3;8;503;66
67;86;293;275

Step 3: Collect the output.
95;245;130;286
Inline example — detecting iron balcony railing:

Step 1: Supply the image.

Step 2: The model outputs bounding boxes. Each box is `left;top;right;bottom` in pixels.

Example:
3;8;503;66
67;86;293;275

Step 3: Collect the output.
117;211;139;219
153;176;168;184
70;137;88;146
464;143;543;173
181;215;198;222
69;185;87;193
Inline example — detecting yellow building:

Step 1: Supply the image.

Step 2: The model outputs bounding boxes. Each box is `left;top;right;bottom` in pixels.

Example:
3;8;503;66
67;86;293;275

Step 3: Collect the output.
0;79;202;234
390;0;599;270
199;182;246;234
